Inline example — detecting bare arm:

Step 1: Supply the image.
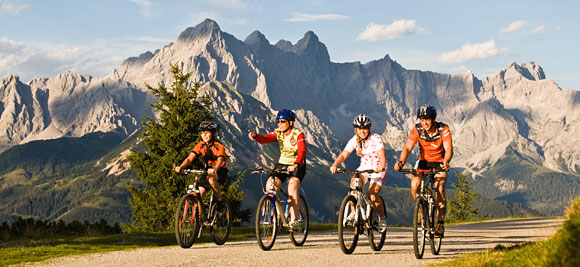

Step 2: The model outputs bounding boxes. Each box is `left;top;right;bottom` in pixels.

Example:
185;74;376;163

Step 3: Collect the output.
330;150;352;174
377;147;386;172
175;153;196;173
441;138;453;171
395;139;416;171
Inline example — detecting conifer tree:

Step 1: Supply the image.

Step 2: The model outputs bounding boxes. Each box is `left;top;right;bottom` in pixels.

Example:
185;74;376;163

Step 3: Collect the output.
127;63;248;231
448;173;479;222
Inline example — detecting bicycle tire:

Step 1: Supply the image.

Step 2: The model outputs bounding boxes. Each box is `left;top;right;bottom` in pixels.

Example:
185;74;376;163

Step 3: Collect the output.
174;194;200;248
290;195;309;246
368;196;387;251
255;195;277;251
429;198;442;255
338;194;359;254
413;197;427;259
210;196;232;245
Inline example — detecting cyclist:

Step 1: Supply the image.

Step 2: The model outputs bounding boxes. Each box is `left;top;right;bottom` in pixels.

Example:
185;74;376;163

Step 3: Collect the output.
174;120;228;203
330;114;387;232
248;109;307;231
394;105;453;237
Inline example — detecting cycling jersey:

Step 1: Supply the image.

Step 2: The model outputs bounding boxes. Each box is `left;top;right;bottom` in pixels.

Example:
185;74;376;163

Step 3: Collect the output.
407;122;452;162
344;133;387;185
254;128;306;166
192;140;228;169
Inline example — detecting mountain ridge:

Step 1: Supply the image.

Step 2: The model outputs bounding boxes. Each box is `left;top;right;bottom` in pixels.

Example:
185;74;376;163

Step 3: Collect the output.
1;19;579;221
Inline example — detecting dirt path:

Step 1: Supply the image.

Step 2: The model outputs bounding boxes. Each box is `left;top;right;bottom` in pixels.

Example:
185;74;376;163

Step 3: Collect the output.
29;217;562;267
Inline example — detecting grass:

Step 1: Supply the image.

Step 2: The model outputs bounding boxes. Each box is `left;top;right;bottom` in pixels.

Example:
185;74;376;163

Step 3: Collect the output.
0;223;336;266
432;197;580;267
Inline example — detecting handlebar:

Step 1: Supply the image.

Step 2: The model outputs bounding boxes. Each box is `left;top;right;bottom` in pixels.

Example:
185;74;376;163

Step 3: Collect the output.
177;169;206;175
247;167;290;175
398;167;444;175
334;168;376;175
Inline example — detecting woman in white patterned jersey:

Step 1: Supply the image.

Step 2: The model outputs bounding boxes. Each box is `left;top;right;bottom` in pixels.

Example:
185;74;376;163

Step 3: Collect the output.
330;114;387;231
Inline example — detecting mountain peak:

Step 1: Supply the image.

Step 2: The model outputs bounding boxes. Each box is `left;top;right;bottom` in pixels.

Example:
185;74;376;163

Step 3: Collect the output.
177;18;221;42
506;61;546;81
244;30;271;49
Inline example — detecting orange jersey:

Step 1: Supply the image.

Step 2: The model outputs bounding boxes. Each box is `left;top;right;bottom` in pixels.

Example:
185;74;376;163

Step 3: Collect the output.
407;122;452;162
192;140;228;169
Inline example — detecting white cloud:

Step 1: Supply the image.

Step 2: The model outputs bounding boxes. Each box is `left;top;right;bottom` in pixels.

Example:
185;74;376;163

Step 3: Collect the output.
1;3;29;15
438;40;507;63
500;20;527;33
285;13;349;22
356;20;418;41
128;0;161;17
532;24;548;34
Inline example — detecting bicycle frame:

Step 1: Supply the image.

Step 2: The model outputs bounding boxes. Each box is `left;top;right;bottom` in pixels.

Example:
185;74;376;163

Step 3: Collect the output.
252;167;294;227
180;170;217;231
337;169;376;229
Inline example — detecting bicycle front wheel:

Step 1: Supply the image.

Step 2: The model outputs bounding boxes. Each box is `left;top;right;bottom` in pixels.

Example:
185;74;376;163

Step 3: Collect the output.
368;196;387;251
338;194;359;254
174;194;200;248
210;196;232;245
429;200;442;255
290;195;309;246
255;195;277;251
413;197;427;259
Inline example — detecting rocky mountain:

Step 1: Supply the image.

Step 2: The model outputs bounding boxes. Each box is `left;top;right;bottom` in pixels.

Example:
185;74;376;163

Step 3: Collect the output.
1;19;579;221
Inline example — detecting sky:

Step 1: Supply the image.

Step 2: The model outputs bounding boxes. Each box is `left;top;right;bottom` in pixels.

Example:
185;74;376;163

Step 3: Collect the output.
1;0;579;90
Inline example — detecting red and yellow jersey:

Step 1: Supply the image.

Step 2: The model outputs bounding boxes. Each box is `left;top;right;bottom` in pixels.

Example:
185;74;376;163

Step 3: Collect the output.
407;122;452;162
192;140;228;169
254;128;307;166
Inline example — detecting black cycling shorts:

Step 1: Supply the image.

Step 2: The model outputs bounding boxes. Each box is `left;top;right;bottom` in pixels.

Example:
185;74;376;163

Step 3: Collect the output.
417;160;445;173
200;167;228;190
272;163;306;183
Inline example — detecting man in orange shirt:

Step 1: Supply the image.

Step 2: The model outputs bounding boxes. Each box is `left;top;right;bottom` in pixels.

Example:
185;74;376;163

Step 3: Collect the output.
394;105;453;237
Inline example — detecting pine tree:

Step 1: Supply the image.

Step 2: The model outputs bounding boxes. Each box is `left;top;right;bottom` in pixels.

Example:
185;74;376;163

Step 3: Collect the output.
448;173;479;222
127;63;248;231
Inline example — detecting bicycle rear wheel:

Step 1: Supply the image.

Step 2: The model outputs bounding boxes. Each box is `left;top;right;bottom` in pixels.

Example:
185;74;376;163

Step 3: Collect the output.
368;196;387;251
210;196;232;245
174;194;200;248
255;195;277;251
290;195;309;246
429;200;442;255
413;197;427;259
338;195;359;254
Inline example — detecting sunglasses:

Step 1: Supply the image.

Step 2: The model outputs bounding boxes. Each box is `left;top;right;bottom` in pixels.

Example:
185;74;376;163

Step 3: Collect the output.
277;119;288;124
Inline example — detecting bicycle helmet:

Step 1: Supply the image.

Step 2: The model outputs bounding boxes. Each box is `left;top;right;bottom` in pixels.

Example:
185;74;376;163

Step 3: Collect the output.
353;114;372;129
198;120;218;132
276;109;296;121
416;105;437;119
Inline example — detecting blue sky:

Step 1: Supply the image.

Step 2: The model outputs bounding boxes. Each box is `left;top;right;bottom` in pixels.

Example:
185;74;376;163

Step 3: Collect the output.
1;0;578;90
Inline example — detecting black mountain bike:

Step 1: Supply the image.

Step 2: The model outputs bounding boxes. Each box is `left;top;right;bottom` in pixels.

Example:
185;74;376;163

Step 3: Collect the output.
398;166;443;259
174;169;232;248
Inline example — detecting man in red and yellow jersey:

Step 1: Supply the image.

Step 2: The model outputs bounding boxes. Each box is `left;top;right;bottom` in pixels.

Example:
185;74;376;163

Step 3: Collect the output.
394;105;453;237
248;109;307;231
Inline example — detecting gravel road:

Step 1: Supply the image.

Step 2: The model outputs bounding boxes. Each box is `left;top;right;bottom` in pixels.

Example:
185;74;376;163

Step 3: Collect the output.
29;217;562;267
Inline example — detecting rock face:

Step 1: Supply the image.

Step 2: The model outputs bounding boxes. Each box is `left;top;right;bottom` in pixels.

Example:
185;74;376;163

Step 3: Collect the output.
1;19;579;217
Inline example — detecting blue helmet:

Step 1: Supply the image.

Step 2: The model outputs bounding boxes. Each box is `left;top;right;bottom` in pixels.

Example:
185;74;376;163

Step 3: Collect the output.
416;105;437;119
276;109;296;121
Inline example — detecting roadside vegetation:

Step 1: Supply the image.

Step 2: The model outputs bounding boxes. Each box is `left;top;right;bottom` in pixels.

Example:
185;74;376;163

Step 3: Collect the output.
434;196;579;267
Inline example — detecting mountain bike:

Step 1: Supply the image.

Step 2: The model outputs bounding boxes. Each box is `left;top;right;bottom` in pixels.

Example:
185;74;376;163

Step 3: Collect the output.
398;166;443;259
249;167;309;251
174;169;232;248
334;168;387;254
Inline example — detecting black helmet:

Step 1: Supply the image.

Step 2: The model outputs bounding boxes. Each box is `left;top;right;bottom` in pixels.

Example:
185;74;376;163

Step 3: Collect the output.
276;109;296;121
416;105;437;119
198;120;218;132
353;114;372;129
